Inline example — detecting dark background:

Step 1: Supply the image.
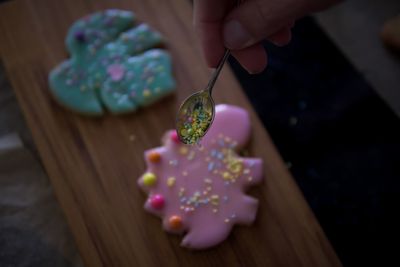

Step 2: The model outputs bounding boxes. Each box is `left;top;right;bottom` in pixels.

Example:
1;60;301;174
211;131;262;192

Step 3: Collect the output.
229;17;400;267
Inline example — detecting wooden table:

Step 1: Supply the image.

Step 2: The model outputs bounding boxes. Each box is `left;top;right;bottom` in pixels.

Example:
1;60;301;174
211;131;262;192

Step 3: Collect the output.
0;0;341;266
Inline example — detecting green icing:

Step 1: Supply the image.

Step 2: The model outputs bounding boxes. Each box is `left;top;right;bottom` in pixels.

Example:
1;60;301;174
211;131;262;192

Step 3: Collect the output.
49;60;102;115
66;9;134;65
49;9;176;116
100;50;175;114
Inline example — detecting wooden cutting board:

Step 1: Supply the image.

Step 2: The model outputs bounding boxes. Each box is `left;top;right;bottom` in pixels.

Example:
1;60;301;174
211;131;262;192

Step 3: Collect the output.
0;0;341;266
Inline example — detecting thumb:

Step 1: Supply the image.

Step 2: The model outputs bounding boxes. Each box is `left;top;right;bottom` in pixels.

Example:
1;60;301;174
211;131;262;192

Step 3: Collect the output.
223;0;301;49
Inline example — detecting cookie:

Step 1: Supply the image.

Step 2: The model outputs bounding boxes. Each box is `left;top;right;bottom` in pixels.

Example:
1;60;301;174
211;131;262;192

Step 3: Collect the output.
138;104;263;249
49;9;176;115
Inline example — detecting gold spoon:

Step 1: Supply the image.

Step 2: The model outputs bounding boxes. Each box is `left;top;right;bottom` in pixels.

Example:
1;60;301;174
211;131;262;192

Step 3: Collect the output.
176;49;231;145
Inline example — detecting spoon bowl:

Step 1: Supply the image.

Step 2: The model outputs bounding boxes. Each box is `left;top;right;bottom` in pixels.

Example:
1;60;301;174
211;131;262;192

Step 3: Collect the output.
176;90;215;145
176;50;230;145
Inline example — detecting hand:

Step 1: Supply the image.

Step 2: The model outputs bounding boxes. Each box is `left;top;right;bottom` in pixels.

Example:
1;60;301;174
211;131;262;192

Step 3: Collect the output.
193;0;338;74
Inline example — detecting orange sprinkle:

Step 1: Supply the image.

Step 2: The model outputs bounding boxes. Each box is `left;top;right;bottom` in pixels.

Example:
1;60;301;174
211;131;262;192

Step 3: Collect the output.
169;215;183;230
148;151;161;163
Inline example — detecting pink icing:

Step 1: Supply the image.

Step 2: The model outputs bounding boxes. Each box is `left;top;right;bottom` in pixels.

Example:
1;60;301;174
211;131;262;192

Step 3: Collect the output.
107;63;125;81
138;104;263;249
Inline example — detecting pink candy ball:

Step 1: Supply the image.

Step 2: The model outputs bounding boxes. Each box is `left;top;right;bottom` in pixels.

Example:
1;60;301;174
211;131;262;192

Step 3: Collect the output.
150;194;165;209
170;130;180;143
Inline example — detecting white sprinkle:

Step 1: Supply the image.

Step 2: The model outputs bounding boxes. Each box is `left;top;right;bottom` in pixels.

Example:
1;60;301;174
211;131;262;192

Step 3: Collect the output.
169;160;178;166
204;178;212;184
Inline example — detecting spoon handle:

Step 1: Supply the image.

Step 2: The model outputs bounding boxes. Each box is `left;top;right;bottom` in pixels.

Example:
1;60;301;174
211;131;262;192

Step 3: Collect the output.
205;49;231;95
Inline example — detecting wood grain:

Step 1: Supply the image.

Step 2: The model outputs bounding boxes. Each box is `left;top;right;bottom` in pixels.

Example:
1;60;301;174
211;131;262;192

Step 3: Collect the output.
0;0;341;266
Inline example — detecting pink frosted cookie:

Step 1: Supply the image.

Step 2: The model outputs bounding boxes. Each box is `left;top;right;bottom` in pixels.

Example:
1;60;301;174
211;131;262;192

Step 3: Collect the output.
138;104;263;249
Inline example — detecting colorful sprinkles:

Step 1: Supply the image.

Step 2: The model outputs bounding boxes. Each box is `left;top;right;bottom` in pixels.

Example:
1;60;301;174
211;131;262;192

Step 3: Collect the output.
176;92;214;145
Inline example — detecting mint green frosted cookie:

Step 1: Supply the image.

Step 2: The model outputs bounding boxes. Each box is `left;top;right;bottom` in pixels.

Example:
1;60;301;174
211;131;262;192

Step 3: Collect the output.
49;10;176;115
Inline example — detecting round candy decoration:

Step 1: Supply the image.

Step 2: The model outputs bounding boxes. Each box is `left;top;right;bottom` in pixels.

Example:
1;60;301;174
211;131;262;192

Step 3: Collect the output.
142;172;157;187
150;194;165;209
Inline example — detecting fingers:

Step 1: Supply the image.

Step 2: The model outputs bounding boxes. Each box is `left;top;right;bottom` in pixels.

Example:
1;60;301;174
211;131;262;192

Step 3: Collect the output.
193;0;296;74
268;27;292;46
223;0;300;50
231;44;267;74
193;0;232;67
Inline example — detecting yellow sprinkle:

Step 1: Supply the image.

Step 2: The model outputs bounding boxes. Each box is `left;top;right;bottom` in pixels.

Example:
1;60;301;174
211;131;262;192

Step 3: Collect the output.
222;172;231;180
142;172;156;186
146;77;154;84
143;89;151;97
180;128;188;136
228;160;243;174
179;146;189;155
167;177;176;187
210;195;219;200
210;195;219;205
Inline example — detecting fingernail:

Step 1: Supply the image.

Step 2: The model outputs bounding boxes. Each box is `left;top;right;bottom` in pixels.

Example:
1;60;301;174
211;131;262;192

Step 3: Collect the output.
247;67;264;75
223;20;253;49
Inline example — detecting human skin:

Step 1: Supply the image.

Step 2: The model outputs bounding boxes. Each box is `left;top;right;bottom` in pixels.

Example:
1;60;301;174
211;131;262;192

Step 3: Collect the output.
193;0;340;73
